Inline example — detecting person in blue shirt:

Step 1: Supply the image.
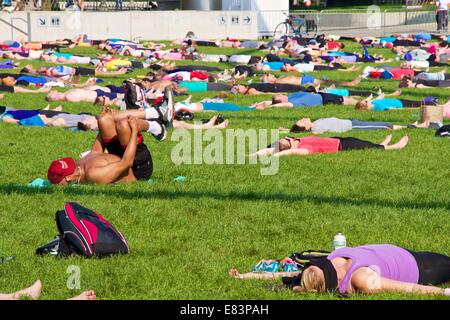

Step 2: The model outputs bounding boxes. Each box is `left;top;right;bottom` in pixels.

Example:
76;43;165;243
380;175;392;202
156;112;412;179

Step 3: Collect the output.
355;94;450;111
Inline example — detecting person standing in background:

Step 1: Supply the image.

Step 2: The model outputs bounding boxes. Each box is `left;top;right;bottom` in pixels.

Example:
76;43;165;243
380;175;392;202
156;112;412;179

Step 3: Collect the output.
436;0;449;32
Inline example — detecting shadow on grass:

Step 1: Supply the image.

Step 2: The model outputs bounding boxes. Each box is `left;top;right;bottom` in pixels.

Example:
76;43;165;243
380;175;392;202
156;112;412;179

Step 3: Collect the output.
0;184;448;211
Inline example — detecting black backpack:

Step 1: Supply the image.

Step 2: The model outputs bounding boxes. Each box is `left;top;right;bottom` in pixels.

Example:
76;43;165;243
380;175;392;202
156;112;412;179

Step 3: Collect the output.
36;202;129;258
123;81;147;110
282;250;330;288
436;125;450;138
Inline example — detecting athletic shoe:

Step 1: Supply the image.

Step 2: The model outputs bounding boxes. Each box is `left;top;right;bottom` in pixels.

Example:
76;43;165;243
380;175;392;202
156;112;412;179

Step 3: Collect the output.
158;88;174;128
152;122;167;142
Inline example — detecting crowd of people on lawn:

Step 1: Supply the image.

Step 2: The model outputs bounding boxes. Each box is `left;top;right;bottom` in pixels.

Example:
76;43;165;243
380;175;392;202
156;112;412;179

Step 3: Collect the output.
1;30;449;299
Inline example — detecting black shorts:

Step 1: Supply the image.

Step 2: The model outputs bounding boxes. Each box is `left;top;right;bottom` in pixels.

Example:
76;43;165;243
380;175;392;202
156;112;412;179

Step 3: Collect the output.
75;67;95;76
131;61;144;69
319;92;344;105
0;85;14;93
104;138;153;181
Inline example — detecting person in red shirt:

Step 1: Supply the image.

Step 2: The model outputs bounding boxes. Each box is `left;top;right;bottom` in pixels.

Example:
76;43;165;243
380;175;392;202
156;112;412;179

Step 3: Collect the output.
251;135;409;157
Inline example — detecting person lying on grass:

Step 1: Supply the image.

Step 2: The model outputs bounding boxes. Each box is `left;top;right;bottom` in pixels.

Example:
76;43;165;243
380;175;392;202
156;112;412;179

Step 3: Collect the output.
252;91;360;110
0;105;98;130
250;134;409;158
47;90;174;184
229;244;450;297
280;117;406;134
258;60;360;73
22;64;128;79
0;280;96;300
1;73;97;89
45;87;126;105
111;108;229;130
400;75;450;88
260;74;362;89
355;94;450;111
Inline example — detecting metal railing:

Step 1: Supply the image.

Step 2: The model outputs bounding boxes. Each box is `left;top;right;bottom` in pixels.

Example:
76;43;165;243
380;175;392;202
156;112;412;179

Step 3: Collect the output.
259;8;447;37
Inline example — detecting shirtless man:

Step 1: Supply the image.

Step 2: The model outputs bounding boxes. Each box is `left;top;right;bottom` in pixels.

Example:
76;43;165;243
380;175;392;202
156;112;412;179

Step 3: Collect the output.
46;88;124;105
47;91;175;185
261;73;362;88
48;115;152;185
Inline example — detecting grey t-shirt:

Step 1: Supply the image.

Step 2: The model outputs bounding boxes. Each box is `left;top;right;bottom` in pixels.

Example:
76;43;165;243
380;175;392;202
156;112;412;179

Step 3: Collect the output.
311;118;352;134
56;113;93;128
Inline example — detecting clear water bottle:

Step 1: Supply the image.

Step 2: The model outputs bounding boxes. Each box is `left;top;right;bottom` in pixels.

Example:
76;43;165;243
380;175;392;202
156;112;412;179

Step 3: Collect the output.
333;233;347;250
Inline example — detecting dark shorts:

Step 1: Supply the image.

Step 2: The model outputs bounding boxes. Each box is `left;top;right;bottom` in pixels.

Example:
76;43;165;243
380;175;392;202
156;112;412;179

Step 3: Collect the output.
334;137;384;151
75;67;95;76
95;89;118;100
131;61;144;69
319;92;344;105
104;138;153;181
106;84;126;94
0;85;14;93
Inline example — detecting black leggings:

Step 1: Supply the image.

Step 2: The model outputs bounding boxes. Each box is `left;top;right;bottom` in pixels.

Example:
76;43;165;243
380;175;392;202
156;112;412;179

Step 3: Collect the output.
408;250;450;285
172;65;221;72
348;90;373;97
250;83;306;93
418;79;450;87
314;64;345;71
393;40;422;47
400;99;422;108
207;83;232;91
334;137;384;151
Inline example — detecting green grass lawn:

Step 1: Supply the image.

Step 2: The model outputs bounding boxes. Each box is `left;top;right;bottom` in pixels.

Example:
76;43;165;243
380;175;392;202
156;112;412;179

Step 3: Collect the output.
0;41;449;300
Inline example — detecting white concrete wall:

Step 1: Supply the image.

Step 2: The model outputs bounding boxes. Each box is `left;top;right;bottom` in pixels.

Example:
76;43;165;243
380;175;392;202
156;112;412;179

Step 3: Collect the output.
0;10;258;41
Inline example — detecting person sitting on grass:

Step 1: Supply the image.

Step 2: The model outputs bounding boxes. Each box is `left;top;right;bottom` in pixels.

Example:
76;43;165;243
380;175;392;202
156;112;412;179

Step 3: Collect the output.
251;134;409;158
281;117;406;134
0;280;96;300
229;244;450;297
46;90;174;185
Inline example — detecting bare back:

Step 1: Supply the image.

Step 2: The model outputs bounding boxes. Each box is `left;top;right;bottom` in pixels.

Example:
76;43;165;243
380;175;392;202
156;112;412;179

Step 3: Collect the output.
77;152;135;184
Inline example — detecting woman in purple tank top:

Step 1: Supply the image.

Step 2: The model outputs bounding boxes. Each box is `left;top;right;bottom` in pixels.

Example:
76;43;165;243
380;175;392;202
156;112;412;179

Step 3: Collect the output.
229;244;450;297
295;244;450;296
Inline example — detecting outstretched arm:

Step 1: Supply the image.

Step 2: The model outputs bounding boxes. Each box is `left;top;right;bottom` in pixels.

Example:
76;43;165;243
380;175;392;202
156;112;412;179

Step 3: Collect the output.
13;86;51;93
273;148;310;157
229;268;300;280
351;267;447;296
250;148;276;157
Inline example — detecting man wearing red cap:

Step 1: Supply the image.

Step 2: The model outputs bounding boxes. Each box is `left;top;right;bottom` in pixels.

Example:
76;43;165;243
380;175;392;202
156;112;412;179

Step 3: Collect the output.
47;89;174;185
48;116;150;185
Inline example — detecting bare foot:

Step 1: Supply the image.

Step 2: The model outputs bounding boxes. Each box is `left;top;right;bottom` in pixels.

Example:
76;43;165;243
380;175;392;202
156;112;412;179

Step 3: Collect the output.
390;89;402;96
13;280;42;300
385;135;409;150
380;134;393;146
214;120;229;129
350;76;362;86
54;105;63;112
204;115;218;128
68;290;96;300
